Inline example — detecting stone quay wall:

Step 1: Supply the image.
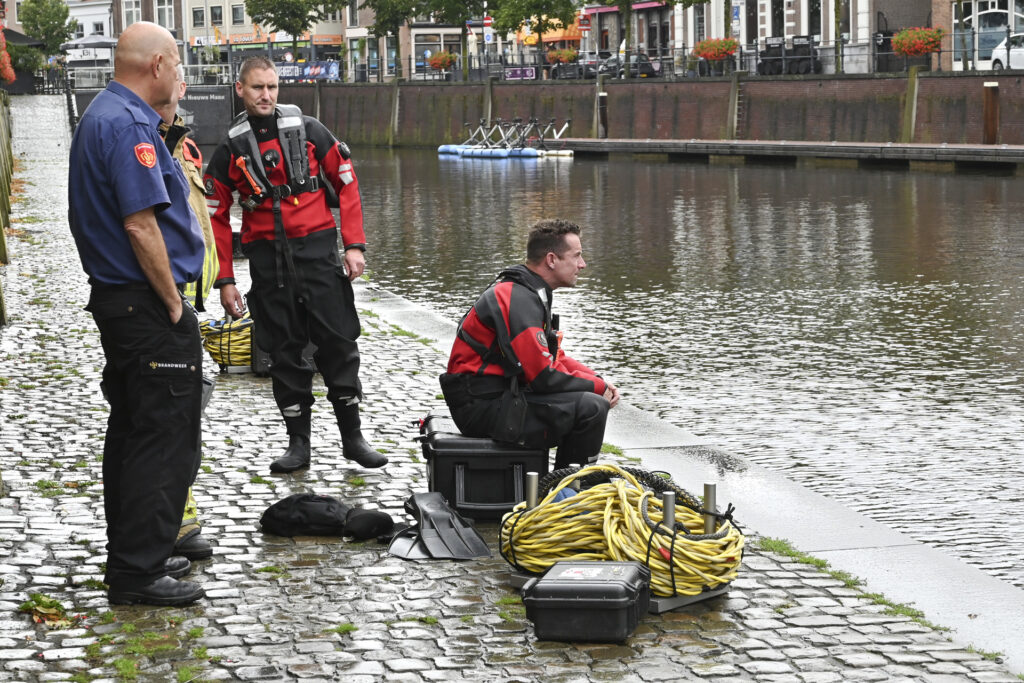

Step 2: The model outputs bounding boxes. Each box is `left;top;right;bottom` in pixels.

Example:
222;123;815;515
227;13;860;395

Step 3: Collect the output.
276;71;1024;148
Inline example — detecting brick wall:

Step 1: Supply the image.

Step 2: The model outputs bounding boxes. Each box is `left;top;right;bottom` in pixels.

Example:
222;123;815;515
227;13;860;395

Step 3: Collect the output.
605;80;733;139
491;82;595;140
394;84;486;147
277;74;1023;147
743;76;905;142
916;73;1024;145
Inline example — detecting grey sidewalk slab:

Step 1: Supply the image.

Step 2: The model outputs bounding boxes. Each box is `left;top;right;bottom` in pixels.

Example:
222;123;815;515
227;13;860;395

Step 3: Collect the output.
364;283;1024;675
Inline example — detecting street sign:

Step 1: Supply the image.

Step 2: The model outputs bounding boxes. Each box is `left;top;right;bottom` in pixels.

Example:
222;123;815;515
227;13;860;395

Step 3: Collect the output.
484;30;494;43
483;16;492;27
580;17;591;31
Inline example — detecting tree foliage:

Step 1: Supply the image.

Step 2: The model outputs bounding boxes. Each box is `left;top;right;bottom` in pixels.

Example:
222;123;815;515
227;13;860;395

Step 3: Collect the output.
360;0;417;39
359;0;483;77
18;0;76;55
490;0;577;36
245;0;346;50
7;44;46;72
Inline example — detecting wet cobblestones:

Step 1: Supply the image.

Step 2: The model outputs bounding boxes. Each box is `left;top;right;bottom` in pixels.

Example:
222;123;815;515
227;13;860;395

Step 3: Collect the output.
1;95;1021;681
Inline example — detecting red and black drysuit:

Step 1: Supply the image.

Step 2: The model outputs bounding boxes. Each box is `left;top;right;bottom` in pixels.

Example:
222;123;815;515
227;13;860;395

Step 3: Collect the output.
204;109;366;416
441;265;609;468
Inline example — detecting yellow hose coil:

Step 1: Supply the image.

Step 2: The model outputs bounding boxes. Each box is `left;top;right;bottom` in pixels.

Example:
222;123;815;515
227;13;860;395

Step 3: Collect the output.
199;314;254;368
499;463;744;597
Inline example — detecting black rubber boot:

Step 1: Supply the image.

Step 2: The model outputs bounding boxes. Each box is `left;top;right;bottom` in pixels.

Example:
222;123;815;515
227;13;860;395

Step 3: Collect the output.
334;401;387;468
270;414;311;473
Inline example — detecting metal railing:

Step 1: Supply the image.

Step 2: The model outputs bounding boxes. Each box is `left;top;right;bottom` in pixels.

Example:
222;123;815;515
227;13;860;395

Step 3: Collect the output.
55;25;1024;97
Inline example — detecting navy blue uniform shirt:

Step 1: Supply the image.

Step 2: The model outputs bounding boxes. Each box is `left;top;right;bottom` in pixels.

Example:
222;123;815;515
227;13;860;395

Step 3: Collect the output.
68;81;204;285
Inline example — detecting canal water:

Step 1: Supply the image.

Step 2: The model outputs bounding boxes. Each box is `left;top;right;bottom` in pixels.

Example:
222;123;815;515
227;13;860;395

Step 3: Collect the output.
353;147;1024;589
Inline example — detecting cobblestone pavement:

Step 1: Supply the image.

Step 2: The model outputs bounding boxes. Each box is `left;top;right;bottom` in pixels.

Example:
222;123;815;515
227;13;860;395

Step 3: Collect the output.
1;95;1020;682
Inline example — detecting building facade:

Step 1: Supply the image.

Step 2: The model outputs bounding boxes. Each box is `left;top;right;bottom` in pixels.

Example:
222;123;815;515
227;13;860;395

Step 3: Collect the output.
933;0;1024;70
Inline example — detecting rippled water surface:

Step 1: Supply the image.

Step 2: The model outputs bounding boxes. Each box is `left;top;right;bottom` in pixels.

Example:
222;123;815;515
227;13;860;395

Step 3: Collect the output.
355;148;1024;587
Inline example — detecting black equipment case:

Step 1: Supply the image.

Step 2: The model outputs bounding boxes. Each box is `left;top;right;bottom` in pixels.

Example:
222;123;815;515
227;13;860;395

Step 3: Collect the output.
417;414;549;521
522;561;651;642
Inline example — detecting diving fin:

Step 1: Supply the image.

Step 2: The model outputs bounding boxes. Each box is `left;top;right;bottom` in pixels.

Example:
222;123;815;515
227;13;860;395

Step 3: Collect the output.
388;526;433;559
402;492;491;560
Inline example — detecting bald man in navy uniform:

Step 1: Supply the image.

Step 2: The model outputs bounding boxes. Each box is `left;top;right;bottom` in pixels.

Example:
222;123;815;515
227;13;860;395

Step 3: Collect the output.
68;21;206;606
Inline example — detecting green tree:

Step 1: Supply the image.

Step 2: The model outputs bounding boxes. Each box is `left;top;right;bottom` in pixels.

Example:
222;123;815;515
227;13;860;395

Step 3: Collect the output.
7;44;46;73
361;0;484;79
361;0;416;42
245;0;346;53
18;0;76;56
595;0;707;79
490;0;578;37
421;0;485;79
359;0;416;75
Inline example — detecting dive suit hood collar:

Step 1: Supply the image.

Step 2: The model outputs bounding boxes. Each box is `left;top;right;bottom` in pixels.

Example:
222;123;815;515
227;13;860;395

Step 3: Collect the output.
498;264;551;294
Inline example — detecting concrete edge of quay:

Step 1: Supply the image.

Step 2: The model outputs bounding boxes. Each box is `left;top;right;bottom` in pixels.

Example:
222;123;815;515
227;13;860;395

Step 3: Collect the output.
561;138;1024;168
357;278;1024;675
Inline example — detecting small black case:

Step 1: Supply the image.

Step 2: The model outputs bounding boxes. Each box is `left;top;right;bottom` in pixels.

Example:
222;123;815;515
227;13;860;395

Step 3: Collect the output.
418;413;549;520
522;561;651;642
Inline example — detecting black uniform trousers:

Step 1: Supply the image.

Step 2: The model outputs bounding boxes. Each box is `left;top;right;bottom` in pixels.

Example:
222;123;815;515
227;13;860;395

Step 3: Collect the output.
443;375;610;469
243;228;362;412
86;284;203;591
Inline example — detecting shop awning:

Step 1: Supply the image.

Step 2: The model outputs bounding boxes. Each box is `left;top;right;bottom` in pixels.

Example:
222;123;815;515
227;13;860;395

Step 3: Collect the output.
584;1;665;14
542;22;582;43
516;16;583;45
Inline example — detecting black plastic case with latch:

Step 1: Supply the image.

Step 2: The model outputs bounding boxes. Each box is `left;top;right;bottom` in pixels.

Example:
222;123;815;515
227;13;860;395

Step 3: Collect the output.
417;413;549;520
522;561;651;642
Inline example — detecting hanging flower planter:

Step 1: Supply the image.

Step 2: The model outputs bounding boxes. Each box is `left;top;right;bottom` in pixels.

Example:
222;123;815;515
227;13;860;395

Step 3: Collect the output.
692;38;739;62
428;52;458;71
892;27;945;57
546;48;579;65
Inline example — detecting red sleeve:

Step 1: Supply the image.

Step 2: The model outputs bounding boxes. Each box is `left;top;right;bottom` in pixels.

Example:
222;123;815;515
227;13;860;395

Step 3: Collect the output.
321;141;366;250
204;143;237;283
306;118;366;250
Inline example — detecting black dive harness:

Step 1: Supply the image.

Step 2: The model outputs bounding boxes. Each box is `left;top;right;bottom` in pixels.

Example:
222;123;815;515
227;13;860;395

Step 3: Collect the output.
227;104;334;288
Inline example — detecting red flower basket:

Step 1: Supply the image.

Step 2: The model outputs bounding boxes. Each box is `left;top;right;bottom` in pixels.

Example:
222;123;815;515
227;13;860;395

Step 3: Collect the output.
892;27;944;57
428;52;458;71
693;38;739;61
0;19;14;84
546;48;579;64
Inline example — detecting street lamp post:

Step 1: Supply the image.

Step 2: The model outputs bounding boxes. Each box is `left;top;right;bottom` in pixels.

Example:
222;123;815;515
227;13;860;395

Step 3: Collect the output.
204;0;211;65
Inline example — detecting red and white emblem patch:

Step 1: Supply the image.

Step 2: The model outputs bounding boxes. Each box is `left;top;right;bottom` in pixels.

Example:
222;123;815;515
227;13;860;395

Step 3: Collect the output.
134;143;157;168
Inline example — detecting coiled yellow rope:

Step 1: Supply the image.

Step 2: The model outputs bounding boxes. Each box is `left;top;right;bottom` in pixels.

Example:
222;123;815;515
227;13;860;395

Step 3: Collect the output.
500;463;744;597
199;314;254;368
